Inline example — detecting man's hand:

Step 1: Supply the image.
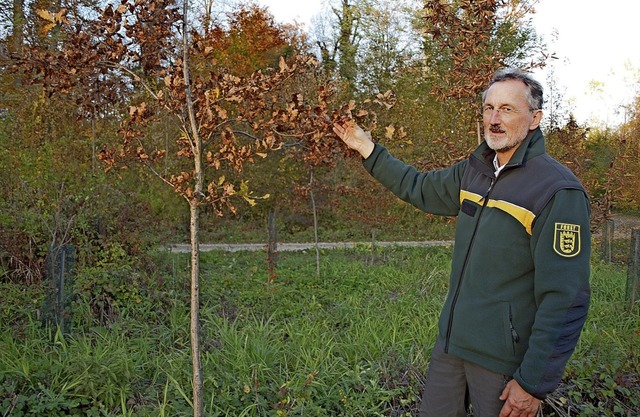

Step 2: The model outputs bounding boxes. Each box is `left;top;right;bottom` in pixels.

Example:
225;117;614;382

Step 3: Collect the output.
499;379;541;417
332;121;375;159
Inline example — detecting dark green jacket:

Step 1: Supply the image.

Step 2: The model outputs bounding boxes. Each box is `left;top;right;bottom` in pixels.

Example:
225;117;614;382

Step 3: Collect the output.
363;128;591;399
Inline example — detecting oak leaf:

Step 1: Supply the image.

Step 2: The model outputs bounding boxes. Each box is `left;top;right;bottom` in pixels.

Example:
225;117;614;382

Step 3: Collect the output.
36;9;55;22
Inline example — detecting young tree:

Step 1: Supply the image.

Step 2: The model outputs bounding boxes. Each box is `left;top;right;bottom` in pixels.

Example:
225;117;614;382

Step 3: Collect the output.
285;88;397;275
15;1;359;414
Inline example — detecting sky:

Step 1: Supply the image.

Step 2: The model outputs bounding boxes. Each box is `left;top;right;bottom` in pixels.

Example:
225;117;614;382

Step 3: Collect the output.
256;0;640;127
531;1;640;127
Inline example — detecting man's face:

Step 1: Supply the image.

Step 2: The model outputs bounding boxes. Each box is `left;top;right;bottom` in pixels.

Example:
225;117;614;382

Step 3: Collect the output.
483;79;542;154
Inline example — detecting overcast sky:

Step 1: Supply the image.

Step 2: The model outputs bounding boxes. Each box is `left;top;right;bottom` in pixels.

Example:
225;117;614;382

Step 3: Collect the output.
531;0;640;126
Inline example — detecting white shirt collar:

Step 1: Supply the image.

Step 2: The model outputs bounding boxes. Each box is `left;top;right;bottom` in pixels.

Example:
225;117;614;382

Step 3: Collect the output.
493;154;506;177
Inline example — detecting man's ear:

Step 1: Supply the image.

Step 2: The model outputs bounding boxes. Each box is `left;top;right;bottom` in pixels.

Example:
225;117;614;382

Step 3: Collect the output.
529;110;543;130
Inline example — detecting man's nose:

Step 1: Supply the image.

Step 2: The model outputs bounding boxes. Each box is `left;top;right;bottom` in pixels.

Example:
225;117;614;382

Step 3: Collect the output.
488;109;502;124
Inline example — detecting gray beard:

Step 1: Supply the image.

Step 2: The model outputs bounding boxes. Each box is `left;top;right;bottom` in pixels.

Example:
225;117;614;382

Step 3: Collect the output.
485;136;519;153
485;131;525;153
490;141;520;153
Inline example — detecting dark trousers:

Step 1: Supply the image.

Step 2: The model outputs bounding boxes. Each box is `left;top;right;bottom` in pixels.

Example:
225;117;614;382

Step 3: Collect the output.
419;338;509;417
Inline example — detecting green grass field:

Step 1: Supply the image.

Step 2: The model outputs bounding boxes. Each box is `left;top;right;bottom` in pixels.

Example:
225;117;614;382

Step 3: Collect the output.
1;246;639;416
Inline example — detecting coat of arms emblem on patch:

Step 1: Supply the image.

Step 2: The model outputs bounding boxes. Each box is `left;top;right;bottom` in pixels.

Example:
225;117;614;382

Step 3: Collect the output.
553;223;581;257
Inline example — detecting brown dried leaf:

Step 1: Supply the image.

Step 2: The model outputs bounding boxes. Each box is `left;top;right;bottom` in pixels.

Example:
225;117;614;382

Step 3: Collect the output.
384;125;395;140
42;23;57;35
279;56;288;72
36;9;55;22
55;9;68;23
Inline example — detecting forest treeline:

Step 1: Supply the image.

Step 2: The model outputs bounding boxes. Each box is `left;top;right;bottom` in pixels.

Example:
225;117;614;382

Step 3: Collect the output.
1;0;639;283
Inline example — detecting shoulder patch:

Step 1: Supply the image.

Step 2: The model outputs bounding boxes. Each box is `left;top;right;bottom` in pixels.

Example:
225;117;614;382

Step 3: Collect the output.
553;223;581;257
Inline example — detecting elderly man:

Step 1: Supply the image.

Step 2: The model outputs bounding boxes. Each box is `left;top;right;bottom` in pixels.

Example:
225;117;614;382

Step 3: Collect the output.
333;68;591;417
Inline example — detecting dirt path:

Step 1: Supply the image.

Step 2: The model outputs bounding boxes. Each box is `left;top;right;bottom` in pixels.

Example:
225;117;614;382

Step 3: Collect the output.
167;240;454;253
167;215;639;253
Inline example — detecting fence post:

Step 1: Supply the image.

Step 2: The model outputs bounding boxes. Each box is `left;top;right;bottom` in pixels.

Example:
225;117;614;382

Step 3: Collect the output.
627;228;640;307
267;209;278;283
42;244;75;333
601;219;615;262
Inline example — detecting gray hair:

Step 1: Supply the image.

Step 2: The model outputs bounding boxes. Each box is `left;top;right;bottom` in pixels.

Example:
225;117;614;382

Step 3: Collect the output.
483;68;544;110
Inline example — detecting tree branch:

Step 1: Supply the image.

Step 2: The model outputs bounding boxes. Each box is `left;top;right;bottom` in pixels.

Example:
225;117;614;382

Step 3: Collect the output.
95;60;159;100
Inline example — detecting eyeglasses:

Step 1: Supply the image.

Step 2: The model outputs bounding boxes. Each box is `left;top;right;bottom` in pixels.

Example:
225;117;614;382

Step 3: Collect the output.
482;105;538;117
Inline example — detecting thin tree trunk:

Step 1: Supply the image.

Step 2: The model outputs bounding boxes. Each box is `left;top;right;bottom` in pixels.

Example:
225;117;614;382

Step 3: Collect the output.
182;0;204;415
189;199;203;417
8;0;24;85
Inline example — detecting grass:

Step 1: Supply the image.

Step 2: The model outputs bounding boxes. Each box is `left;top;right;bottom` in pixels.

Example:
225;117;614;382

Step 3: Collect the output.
1;246;639;416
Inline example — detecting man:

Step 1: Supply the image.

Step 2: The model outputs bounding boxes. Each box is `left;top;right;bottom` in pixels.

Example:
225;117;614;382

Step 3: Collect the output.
333;68;591;417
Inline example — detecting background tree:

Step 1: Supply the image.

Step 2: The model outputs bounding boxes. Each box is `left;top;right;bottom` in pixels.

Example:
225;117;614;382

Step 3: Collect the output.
2;0;24;69
354;0;420;96
616;96;640;211
335;0;361;89
313;0;363;93
194;5;295;77
538;32;569;132
421;0;544;99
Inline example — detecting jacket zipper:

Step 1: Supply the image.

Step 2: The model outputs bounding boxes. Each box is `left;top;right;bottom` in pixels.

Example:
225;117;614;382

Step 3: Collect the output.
444;177;496;353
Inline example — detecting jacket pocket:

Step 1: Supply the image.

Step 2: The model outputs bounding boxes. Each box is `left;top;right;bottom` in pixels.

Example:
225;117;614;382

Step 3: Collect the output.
502;302;519;356
461;200;478;217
